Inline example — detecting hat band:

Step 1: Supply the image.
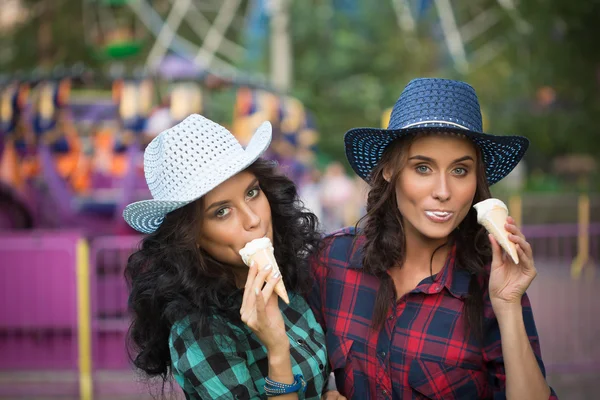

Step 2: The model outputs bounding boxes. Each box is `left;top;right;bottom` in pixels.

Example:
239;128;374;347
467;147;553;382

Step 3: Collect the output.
401;120;469;130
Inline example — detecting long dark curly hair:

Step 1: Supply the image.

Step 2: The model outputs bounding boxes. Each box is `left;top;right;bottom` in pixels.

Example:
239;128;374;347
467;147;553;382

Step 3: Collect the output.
359;134;492;341
124;158;321;383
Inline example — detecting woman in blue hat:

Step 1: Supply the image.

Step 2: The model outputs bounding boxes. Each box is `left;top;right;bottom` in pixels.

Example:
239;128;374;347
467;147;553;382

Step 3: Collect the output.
123;114;329;399
311;78;558;399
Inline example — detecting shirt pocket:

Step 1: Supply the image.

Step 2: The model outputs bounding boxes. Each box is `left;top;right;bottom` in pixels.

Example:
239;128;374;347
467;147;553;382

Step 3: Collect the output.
408;358;488;400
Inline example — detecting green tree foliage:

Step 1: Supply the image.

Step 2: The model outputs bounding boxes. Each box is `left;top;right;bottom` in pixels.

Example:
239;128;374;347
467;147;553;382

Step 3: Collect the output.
2;0;598;188
290;0;441;165
2;0;99;70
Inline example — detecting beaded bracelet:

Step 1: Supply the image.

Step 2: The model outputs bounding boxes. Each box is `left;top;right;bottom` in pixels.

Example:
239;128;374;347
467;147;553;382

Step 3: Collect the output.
264;374;306;396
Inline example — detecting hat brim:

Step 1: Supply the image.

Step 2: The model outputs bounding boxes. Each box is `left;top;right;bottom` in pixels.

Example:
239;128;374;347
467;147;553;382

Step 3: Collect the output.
344;126;529;185
123;121;272;234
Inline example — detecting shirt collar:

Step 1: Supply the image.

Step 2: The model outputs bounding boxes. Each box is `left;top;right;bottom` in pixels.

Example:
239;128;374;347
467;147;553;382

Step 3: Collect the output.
437;244;471;299
348;236;471;299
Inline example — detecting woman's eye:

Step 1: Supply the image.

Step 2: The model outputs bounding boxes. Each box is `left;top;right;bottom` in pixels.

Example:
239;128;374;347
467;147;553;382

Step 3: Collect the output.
453;167;468;176
216;208;231;218
247;187;260;198
416;165;430;174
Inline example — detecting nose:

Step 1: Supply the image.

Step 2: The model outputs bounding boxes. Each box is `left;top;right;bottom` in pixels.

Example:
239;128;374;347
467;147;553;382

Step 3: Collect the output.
240;203;261;231
432;173;451;202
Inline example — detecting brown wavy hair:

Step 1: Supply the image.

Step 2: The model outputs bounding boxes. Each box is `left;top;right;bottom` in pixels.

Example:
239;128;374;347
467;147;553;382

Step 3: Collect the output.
358;133;492;341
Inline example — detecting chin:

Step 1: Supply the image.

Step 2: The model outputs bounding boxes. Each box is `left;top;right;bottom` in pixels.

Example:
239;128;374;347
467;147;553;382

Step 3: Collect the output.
420;227;454;241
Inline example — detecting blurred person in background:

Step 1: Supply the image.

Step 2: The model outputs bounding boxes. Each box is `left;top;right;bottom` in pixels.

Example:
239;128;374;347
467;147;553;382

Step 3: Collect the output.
309;78;557;399
320;161;354;232
299;166;324;224
123;114;332;399
143;96;173;146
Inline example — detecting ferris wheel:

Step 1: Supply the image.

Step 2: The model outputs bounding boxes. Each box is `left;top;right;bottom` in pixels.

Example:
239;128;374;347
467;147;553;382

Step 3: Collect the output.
82;0;282;88
82;0;529;89
391;0;531;73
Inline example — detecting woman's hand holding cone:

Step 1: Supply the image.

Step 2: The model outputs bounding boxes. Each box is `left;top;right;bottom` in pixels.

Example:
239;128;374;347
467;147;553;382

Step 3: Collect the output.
488;216;538;311
240;261;289;351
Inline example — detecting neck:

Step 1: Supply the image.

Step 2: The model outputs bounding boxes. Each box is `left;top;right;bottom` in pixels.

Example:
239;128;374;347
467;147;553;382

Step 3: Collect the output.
402;230;451;275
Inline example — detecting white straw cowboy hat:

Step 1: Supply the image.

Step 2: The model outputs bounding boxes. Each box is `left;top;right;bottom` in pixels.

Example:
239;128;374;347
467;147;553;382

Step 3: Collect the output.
123;114;272;234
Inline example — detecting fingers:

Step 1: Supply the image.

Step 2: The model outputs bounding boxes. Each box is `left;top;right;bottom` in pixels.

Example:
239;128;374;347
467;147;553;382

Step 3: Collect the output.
508;233;533;258
252;264;273;295
260;268;281;303
495;219;536;273
240;261;258;315
241;262;282;326
488;234;504;268
505;219;533;258
505;217;534;259
254;286;266;325
505;218;525;240
241;287;259;326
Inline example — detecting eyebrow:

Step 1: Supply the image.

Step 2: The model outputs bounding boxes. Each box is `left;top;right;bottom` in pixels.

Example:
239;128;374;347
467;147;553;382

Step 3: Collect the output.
408;155;475;163
204;178;260;213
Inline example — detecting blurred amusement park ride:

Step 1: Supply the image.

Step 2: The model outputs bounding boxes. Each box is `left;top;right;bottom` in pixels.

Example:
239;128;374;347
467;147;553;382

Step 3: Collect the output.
0;0;331;235
0;65;320;235
0;0;535;235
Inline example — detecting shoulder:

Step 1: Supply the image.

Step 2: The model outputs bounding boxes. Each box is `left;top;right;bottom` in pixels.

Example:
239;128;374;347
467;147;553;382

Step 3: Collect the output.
318;226;363;261
310;227;366;285
323;226;360;240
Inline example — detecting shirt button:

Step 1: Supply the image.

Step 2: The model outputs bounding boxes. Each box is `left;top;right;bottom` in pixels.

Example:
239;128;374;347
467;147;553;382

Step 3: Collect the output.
388;314;394;320
379;351;386;358
382;389;387;395
297;339;305;346
318;363;324;370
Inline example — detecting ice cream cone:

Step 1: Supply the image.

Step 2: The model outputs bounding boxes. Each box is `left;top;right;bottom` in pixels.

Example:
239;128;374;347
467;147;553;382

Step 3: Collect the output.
239;238;290;304
473;199;519;264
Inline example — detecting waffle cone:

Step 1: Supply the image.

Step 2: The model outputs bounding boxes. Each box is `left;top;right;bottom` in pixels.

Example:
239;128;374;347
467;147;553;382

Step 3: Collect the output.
246;248;290;304
480;207;519;264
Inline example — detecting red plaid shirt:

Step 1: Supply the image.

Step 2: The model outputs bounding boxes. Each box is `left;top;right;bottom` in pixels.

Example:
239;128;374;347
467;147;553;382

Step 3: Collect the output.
309;228;558;399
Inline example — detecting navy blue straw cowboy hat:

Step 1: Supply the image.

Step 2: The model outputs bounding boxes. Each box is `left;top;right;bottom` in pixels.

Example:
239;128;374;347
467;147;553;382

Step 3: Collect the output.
344;78;529;185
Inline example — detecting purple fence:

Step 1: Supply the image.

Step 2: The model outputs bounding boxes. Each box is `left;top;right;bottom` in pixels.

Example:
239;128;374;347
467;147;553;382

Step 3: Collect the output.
90;235;141;371
522;223;600;375
0;231;82;397
522;223;600;264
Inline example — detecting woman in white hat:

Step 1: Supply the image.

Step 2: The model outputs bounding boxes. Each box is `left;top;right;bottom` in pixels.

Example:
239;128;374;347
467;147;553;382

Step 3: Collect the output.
123;114;329;399
309;78;557;399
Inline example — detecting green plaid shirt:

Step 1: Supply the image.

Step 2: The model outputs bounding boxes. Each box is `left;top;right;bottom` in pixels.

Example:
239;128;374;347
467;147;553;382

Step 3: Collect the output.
169;292;329;399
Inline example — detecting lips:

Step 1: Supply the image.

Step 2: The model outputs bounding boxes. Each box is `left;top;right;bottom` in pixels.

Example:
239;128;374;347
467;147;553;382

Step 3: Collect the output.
425;210;454;223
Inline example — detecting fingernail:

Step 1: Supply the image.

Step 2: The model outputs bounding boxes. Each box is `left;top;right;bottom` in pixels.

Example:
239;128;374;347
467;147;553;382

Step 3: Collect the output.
272;271;281;279
264;264;273;271
254;287;259;295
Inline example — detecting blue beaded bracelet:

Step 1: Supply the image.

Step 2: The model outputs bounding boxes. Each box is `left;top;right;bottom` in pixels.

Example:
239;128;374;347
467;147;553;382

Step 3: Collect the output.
264;374;306;396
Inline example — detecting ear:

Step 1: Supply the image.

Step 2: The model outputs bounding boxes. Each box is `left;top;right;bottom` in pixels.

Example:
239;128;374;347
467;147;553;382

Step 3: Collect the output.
382;166;393;183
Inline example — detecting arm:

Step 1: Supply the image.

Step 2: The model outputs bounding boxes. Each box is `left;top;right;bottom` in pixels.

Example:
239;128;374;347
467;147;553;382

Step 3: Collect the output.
482;294;558;400
265;338;297;400
240;262;299;399
496;301;554;400
485;217;557;400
